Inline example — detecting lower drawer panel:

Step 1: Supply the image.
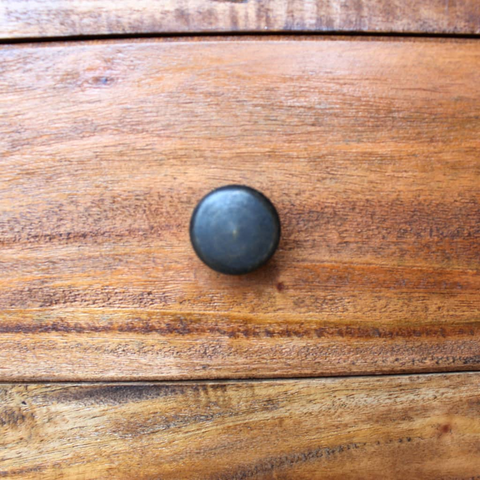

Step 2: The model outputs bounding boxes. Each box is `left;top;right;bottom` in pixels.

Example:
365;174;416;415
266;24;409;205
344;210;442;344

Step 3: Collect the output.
1;373;480;479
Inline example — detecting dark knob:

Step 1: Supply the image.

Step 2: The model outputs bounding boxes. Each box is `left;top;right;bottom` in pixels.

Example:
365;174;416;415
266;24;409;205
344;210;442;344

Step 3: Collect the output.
190;185;281;275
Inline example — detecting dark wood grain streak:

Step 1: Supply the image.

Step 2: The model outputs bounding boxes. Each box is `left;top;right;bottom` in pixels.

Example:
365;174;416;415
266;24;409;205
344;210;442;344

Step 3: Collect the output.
1;0;480;39
1;374;480;478
0;37;479;380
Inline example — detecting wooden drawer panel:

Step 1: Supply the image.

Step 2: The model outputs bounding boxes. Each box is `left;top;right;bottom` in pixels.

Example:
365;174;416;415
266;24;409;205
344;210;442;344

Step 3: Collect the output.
1;0;480;39
1;37;479;380
1;373;480;479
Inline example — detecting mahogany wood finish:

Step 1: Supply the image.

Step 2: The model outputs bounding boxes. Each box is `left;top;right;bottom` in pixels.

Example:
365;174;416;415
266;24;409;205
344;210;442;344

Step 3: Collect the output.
2;0;480;476
1;37;479;381
1;0;480;39
1;374;480;479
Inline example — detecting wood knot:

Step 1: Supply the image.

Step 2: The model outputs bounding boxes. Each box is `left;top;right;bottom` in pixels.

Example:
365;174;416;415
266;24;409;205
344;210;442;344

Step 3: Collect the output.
91;76;116;86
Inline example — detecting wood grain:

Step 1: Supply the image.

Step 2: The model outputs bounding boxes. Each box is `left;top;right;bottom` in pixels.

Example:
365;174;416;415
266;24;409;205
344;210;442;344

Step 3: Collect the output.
1;374;480;479
1;0;480;40
1;37;479;380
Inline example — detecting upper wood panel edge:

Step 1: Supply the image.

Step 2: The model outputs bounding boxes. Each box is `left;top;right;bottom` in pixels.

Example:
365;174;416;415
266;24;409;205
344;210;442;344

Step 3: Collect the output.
1;0;480;40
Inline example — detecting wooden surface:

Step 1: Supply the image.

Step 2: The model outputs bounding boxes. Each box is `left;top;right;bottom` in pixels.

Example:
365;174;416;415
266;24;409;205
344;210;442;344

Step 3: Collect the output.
1;37;480;381
1;0;480;39
0;373;480;478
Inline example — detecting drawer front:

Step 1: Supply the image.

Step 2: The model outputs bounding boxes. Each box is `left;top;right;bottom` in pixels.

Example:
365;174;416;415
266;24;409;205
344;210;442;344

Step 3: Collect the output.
1;373;480;479
1;37;479;381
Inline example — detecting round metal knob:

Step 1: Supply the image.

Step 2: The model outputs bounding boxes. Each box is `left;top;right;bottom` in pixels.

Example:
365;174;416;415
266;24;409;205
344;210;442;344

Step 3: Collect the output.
190;185;281;275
